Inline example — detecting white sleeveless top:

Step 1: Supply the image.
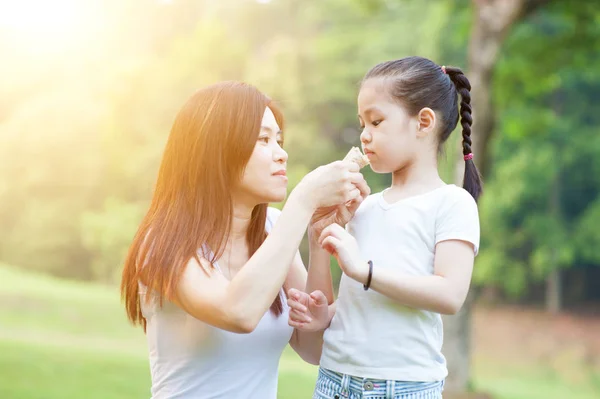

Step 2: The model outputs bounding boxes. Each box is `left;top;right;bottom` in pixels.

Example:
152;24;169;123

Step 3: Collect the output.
140;208;293;399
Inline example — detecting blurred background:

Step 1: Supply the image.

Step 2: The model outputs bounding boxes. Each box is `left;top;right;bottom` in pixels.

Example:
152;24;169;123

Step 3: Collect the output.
0;0;599;398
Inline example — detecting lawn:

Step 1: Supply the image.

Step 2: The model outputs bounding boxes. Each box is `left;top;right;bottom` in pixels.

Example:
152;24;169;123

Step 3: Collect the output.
0;264;597;399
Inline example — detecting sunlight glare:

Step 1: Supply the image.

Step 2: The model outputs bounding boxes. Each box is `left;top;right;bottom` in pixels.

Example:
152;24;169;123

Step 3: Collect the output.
0;0;88;51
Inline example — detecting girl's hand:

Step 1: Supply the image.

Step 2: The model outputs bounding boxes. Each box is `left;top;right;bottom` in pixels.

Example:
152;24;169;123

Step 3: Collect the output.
287;288;330;332
318;224;369;284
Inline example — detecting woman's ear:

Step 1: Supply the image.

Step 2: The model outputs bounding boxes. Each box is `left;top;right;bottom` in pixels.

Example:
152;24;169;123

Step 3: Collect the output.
416;107;436;138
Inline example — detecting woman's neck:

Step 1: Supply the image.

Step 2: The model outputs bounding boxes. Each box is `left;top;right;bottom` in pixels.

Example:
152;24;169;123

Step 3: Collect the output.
229;201;254;242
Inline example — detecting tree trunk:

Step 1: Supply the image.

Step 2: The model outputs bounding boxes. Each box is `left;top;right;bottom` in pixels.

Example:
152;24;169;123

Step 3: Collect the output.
546;268;562;314
442;290;476;393
453;0;531;183
546;157;562;314
446;0;548;394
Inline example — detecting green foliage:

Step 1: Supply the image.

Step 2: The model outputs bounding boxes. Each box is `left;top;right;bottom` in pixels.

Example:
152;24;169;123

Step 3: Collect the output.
81;198;145;283
0;0;598;300
474;2;600;297
0;0;454;283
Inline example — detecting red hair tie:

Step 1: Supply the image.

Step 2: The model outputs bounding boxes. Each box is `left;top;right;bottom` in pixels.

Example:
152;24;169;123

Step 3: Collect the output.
441;65;447;74
464;153;473;161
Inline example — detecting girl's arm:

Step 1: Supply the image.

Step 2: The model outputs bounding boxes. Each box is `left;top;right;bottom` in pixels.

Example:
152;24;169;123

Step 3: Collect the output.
320;188;479;315
305;230;335;304
286;235;335;365
287;180;370;364
320;223;475;315
362;240;474;314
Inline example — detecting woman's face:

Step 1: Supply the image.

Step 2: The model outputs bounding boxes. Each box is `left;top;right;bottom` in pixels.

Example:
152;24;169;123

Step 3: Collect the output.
235;106;288;206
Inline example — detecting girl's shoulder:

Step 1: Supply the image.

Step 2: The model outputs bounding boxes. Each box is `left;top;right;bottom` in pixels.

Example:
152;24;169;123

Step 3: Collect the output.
435;184;480;224
439;184;478;208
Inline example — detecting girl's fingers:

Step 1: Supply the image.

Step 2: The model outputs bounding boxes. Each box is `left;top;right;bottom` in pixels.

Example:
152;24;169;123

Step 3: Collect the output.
321;236;341;255
290;309;312;323
287;288;301;300
287;299;308;313
288;320;307;329
309;290;328;306
319;223;344;245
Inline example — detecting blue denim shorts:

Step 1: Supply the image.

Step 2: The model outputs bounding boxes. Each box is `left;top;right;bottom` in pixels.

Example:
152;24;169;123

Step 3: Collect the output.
313;367;444;399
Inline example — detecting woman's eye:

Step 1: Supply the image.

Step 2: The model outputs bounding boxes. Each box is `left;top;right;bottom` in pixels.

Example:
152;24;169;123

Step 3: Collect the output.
372;120;382;127
258;136;269;143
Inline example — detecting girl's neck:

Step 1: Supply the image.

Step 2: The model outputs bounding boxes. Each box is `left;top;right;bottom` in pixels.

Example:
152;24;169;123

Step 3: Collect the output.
390;157;445;194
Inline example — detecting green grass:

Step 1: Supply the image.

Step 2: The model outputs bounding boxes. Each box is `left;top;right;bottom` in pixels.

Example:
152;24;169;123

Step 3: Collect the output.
0;339;149;399
0;264;318;399
472;360;600;399
0;263;598;399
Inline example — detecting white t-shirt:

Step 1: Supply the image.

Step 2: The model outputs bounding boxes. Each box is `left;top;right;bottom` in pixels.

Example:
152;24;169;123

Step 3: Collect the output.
320;184;480;382
140;207;293;399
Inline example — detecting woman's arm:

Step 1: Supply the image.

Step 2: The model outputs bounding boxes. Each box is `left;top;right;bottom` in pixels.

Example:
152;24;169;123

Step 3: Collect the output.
170;161;362;334
173;191;315;333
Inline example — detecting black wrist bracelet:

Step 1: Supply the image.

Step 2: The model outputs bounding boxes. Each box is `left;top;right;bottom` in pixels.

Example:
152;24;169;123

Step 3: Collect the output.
363;260;373;291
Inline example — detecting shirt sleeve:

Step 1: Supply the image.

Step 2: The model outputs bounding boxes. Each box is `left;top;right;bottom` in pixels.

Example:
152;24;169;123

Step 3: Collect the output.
435;187;480;255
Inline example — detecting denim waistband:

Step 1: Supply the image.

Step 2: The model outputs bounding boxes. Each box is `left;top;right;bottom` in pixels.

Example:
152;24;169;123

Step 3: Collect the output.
316;367;444;399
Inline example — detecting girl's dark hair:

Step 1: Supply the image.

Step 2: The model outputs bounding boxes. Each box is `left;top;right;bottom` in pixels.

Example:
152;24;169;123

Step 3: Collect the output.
363;56;483;201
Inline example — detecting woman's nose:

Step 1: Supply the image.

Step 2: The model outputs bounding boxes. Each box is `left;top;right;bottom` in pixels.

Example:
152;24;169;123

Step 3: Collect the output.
274;145;288;163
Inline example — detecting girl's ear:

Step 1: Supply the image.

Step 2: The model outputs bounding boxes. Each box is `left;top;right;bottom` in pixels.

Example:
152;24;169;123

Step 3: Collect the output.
416;107;436;138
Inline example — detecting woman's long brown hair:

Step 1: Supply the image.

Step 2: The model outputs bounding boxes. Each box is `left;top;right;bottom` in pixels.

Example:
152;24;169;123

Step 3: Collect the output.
121;81;285;330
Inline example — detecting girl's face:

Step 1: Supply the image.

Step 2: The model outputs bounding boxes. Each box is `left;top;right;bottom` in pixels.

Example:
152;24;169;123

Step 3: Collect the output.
235;106;288;206
358;78;433;173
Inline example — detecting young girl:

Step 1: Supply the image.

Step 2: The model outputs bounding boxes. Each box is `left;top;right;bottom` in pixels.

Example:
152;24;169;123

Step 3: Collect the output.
288;56;482;399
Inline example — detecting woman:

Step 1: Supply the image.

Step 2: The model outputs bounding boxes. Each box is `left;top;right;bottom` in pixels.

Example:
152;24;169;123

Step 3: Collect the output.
120;81;369;399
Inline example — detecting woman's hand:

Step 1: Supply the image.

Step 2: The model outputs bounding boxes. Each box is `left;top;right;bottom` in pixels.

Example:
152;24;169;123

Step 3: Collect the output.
295;161;364;210
309;174;370;240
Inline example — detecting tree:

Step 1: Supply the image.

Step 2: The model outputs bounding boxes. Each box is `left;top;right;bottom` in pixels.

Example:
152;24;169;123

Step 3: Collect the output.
444;0;550;394
474;1;600;310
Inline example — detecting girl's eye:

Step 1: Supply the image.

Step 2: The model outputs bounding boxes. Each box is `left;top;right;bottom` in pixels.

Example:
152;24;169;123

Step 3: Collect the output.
372;120;382;127
258;136;269;144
